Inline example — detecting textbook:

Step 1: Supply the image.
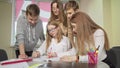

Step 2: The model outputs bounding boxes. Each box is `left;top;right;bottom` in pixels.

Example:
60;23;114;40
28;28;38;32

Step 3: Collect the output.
0;58;32;65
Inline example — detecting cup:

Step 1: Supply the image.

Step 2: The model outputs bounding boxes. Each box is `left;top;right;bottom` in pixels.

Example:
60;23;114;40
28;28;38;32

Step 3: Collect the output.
88;51;98;64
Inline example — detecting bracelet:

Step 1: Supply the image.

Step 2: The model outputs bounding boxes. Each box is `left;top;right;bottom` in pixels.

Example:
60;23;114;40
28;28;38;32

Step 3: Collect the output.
76;55;79;62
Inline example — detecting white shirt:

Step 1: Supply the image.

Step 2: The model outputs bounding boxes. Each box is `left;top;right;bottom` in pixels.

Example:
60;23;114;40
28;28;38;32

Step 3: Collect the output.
79;29;107;62
36;36;72;57
65;29;107;62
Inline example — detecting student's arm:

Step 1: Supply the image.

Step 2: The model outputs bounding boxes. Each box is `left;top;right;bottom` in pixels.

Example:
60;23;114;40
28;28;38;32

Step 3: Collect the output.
60;29;105;62
57;37;76;57
58;47;76;57
32;41;46;58
32;51;40;58
79;29;105;62
94;29;106;61
16;15;28;59
18;44;28;58
78;29;105;62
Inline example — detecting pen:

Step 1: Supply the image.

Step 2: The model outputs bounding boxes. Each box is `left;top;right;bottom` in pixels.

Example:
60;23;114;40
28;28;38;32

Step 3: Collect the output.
95;45;100;52
94;45;100;57
48;47;52;58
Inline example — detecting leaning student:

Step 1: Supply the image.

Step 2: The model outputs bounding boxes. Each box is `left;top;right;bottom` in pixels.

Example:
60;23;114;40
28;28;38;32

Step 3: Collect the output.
60;12;110;63
15;4;45;59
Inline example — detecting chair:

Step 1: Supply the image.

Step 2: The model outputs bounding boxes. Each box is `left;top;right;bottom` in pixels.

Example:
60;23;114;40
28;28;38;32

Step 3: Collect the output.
111;46;120;68
106;46;120;68
0;49;8;62
106;48;117;68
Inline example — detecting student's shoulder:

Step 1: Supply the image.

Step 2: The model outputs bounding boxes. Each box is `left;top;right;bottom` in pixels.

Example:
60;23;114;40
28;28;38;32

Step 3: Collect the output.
17;15;27;25
94;29;104;36
36;19;43;25
18;14;26;20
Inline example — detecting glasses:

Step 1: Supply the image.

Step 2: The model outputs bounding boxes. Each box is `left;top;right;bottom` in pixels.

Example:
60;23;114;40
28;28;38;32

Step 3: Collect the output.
48;27;57;33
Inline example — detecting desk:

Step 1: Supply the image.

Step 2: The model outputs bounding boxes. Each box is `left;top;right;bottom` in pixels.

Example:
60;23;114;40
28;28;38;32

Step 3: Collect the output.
28;61;109;68
0;57;109;68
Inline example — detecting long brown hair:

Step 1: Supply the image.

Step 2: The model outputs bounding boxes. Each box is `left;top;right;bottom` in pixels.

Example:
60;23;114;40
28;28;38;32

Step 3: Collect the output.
70;12;109;55
46;20;63;50
50;0;67;27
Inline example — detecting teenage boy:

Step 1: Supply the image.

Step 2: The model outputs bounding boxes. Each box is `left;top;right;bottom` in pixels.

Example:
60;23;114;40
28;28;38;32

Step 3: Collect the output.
15;4;45;59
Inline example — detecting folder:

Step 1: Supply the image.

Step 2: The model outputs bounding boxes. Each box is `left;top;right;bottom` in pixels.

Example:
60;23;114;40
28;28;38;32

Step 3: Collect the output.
0;58;32;65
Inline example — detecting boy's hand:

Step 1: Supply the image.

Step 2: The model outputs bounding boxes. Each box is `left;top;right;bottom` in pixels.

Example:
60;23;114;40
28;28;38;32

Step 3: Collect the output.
18;54;28;59
32;51;40;58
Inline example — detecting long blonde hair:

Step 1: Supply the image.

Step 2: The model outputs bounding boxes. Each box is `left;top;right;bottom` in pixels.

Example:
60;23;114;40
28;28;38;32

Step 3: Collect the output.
70;12;109;55
46;20;63;50
50;0;67;27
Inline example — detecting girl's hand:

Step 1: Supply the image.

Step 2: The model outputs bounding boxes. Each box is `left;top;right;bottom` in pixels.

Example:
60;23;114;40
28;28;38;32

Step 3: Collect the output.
60;56;77;62
32;51;40;58
47;52;57;58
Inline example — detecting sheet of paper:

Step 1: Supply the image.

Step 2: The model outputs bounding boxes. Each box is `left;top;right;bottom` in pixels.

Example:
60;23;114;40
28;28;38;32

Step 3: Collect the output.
33;56;60;62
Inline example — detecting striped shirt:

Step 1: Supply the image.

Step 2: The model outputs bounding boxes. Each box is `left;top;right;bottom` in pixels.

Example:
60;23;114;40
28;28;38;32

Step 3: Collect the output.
15;15;45;51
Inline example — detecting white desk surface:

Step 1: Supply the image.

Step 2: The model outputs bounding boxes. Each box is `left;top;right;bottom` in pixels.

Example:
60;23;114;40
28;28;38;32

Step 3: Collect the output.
0;56;109;68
